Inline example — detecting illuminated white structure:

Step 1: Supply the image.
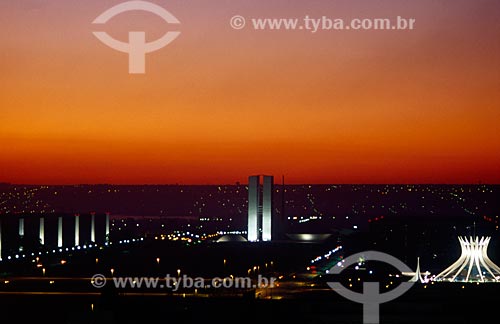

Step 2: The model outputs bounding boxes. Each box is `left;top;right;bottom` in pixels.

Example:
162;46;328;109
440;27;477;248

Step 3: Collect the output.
90;213;96;242
39;217;45;245
105;213;110;242
57;216;63;247
247;176;259;242
262;176;273;241
434;236;500;283
247;175;273;242
19;218;25;237
0;213;109;261
74;214;80;246
403;257;430;283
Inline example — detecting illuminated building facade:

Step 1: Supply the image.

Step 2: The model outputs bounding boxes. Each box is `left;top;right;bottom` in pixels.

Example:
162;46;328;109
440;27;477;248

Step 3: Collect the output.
434;236;500;283
247;175;273;242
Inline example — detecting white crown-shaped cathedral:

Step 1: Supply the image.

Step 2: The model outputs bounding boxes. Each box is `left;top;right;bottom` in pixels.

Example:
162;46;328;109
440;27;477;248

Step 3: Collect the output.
434;236;500;283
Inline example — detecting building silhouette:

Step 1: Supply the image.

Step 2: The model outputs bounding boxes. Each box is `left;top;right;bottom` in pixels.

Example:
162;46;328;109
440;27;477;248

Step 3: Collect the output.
247;175;273;242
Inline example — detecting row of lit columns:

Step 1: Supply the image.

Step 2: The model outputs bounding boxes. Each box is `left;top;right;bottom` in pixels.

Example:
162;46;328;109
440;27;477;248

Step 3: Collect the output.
0;214;110;261
52;213;108;247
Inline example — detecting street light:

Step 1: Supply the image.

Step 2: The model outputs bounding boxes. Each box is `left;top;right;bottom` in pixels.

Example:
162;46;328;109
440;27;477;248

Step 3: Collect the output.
177;269;181;277
110;268;115;276
156;257;160;265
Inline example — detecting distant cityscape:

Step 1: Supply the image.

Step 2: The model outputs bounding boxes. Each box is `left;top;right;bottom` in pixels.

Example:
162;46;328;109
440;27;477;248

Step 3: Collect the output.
1;182;499;323
1;183;498;230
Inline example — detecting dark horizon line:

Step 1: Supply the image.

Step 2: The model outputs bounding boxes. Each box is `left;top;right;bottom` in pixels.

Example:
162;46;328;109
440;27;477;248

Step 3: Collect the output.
0;182;497;186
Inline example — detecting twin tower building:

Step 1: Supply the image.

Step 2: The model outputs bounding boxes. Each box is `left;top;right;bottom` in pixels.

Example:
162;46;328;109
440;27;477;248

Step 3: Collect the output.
247;175;277;242
0;176;276;260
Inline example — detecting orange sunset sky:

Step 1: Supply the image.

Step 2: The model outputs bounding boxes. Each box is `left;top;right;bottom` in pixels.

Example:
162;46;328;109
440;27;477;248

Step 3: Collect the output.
1;0;499;184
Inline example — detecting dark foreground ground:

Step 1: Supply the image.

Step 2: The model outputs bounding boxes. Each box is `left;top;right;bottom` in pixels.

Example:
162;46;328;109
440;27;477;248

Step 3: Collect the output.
2;238;500;323
1;283;499;324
